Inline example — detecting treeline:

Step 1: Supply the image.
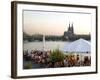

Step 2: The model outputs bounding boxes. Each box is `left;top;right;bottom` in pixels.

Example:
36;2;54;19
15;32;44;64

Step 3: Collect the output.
68;34;91;41
23;33;90;42
23;35;66;42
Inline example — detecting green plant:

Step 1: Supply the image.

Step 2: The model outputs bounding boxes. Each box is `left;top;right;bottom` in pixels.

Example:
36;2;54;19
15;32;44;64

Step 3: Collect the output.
50;49;65;63
24;61;32;69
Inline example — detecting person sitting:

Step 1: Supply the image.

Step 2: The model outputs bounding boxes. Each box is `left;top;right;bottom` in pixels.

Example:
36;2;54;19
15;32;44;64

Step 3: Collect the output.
83;56;90;66
64;57;68;67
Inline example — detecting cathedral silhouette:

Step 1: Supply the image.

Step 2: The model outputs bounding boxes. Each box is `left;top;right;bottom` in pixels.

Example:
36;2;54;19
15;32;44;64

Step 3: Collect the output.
64;23;74;37
63;22;90;40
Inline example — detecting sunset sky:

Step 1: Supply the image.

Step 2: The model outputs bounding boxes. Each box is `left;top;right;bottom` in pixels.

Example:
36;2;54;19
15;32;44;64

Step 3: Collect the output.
23;10;91;36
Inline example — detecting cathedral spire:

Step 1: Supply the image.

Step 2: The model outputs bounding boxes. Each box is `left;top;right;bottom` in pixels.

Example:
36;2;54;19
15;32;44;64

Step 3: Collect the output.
71;22;74;33
69;22;70;27
68;22;71;31
72;22;73;28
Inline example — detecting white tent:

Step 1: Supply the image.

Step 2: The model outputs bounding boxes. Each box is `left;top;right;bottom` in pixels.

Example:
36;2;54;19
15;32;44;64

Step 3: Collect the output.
61;38;91;53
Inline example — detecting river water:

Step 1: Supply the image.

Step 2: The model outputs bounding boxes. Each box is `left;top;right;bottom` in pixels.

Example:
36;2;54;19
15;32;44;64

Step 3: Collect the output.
23;41;69;51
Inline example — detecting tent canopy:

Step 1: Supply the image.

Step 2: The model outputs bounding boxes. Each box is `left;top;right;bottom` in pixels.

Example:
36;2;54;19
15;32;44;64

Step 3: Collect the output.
61;38;91;53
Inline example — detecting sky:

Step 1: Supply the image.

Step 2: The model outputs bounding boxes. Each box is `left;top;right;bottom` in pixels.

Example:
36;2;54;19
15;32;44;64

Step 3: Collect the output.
23;10;91;36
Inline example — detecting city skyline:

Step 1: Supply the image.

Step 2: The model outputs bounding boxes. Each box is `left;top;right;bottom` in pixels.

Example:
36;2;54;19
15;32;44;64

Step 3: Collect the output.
23;10;91;36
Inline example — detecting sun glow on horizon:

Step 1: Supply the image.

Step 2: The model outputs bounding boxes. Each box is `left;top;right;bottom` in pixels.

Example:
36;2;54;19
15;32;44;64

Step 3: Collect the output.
23;10;91;36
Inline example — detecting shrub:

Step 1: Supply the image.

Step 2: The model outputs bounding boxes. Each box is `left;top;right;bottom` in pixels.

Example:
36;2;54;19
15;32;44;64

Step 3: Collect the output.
50;49;65;63
24;62;32;69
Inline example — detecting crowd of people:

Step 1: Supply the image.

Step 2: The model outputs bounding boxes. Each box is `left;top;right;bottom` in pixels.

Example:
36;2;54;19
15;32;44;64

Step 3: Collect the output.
63;55;91;67
23;50;51;68
23;50;91;68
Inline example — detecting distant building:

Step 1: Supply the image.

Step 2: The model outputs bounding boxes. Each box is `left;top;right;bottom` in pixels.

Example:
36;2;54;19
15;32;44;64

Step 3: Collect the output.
63;23;90;40
64;23;74;38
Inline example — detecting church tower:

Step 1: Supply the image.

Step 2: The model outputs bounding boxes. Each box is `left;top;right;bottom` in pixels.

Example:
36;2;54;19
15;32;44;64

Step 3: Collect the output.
71;23;74;34
68;22;74;34
68;23;71;31
63;22;74;38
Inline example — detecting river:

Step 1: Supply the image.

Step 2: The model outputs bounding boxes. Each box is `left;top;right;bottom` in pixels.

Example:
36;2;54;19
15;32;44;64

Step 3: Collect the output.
23;41;70;51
